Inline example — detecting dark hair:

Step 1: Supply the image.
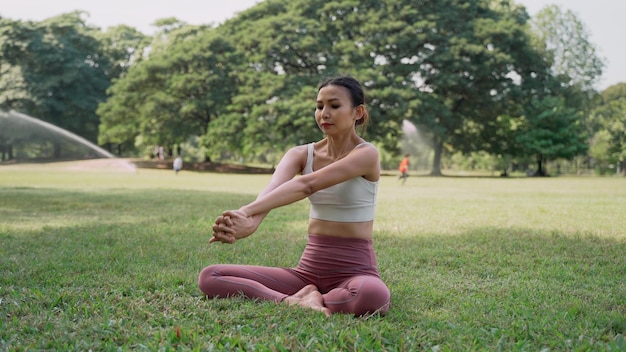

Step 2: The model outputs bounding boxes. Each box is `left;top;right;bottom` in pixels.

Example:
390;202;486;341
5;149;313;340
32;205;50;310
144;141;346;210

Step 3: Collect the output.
318;76;370;129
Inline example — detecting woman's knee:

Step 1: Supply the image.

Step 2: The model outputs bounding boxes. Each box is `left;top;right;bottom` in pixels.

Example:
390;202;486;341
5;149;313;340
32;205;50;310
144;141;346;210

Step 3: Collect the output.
197;265;219;295
357;278;390;316
326;276;390;316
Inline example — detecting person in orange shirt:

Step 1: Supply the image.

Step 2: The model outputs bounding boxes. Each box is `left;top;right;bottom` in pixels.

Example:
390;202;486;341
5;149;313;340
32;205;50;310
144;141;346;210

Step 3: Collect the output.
398;153;409;184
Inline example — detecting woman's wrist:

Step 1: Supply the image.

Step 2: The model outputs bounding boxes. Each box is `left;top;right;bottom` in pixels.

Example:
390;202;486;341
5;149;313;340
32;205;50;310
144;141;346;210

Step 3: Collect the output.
239;206;252;218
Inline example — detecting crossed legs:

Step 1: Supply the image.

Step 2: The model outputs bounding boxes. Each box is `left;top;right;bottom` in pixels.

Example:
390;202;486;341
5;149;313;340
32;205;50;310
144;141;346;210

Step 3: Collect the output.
198;264;389;316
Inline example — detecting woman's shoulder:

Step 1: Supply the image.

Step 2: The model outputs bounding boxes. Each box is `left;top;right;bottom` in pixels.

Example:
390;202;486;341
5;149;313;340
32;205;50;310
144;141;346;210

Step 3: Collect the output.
282;143;311;162
354;141;379;156
289;143;312;153
355;140;376;149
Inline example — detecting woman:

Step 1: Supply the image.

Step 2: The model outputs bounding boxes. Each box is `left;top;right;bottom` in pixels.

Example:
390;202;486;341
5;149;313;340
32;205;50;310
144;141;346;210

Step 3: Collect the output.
198;76;390;317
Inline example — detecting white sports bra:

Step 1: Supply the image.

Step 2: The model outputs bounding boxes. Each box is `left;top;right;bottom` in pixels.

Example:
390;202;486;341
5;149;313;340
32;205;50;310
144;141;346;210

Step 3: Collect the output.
302;142;378;222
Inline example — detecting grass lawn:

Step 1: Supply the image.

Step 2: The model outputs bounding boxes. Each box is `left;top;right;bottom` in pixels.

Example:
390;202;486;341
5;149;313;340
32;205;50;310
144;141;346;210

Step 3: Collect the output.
1;160;625;351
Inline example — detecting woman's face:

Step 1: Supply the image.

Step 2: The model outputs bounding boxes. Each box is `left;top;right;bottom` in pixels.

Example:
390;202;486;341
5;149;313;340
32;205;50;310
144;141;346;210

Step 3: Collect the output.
315;85;362;135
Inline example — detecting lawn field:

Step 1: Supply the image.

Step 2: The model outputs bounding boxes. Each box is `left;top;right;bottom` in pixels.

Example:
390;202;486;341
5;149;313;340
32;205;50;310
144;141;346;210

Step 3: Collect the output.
1;160;625;351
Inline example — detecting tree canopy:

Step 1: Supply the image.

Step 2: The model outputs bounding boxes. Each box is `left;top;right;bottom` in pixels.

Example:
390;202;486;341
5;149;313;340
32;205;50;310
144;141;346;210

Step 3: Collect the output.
1;1;619;175
0;12;145;144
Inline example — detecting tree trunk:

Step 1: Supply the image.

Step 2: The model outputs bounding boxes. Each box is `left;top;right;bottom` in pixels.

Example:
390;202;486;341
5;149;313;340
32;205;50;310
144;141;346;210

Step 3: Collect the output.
535;153;548;176
430;138;443;176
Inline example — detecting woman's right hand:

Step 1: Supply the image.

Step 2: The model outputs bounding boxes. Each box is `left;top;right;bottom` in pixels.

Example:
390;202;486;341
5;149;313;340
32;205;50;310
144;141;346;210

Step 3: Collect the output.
221;209;258;240
209;210;258;244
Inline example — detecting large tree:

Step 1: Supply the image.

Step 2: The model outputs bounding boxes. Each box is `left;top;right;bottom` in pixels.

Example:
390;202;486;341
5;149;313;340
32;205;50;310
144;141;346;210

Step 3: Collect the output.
519;4;605;175
204;1;349;161
98;25;243;158
362;0;550;175
201;0;548;174
0;13;113;144
530;5;604;97
93;0;597;173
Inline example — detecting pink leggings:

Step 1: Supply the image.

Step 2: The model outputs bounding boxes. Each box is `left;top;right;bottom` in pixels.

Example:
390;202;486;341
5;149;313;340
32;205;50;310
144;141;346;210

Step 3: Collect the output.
198;234;390;316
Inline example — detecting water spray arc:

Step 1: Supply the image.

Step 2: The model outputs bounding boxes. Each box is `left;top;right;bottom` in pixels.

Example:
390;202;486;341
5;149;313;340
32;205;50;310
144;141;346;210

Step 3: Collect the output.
0;110;114;161
401;119;433;172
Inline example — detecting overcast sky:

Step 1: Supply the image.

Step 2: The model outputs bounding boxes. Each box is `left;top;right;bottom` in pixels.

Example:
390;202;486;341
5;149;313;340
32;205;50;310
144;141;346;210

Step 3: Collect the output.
1;0;623;90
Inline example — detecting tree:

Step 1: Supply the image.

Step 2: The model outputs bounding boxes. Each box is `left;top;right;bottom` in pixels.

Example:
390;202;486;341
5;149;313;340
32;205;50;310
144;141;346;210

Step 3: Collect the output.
588;83;626;175
359;0;551;175
519;4;606;175
516;96;588;176
202;0;548;174
94;0;589;172
98;25;243;159
0;13;115;145
530;5;604;97
95;24;150;80
205;1;342;161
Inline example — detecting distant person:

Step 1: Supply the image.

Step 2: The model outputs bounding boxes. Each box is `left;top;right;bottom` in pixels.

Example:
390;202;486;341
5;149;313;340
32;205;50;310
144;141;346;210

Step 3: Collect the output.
199;76;390;317
173;156;183;174
157;145;165;160
398;153;409;184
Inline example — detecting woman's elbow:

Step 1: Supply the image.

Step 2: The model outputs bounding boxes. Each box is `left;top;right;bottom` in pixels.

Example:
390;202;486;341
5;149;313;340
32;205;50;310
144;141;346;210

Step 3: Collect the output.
298;179;315;197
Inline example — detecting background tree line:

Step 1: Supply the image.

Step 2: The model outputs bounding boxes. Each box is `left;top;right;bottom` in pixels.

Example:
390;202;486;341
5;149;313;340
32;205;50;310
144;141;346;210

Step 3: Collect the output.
0;0;623;176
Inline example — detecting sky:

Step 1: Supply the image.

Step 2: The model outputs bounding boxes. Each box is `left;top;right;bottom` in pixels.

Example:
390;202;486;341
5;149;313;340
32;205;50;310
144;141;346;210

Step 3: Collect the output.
1;0;623;90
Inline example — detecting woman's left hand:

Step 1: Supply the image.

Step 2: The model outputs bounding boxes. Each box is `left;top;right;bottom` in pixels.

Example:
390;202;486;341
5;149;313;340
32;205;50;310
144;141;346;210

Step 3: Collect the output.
209;215;236;244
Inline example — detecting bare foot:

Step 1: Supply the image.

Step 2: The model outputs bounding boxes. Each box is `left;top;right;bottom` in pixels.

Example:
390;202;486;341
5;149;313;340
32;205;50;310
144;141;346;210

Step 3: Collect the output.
286;284;318;301
299;290;331;317
284;285;331;317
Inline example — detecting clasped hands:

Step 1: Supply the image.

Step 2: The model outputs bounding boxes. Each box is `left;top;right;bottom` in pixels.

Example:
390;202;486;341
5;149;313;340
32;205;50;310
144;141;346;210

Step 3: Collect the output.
210;209;257;244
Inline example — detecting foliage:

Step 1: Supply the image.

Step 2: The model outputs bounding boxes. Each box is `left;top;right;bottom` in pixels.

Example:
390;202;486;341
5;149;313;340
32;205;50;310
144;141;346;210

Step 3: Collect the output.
206;0;552;176
1;2;619;175
98;26;242;158
94;24;150;81
515;96;588;175
588;83;626;175
0;12;132;143
205;0;355;160
506;3;606;176
530;5;604;96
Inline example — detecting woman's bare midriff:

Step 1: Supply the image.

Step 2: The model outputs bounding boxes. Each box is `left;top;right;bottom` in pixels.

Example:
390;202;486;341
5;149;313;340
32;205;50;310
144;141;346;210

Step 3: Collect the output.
307;218;374;239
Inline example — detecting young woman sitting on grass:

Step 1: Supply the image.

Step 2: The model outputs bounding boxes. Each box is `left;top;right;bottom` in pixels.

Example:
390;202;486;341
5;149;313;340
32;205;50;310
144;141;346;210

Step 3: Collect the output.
198;76;390;317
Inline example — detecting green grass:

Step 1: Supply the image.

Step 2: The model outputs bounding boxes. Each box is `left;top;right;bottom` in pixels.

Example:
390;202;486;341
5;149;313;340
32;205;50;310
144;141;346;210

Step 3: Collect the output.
1;162;625;351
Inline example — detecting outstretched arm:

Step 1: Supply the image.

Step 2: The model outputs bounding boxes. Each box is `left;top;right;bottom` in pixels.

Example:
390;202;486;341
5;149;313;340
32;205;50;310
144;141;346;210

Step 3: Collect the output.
239;143;379;218
210;145;307;244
